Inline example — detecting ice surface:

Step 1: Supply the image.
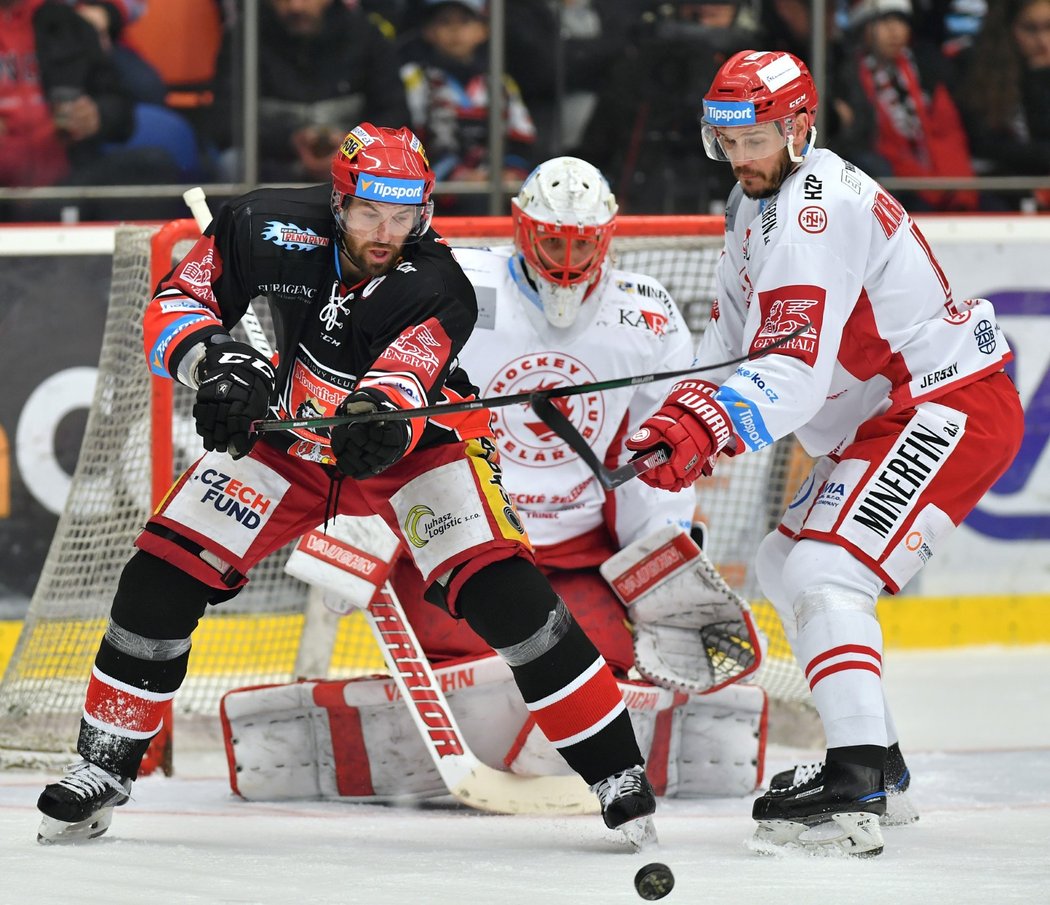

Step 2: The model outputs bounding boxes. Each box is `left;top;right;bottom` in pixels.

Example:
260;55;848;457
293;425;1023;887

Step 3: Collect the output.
2;646;1048;905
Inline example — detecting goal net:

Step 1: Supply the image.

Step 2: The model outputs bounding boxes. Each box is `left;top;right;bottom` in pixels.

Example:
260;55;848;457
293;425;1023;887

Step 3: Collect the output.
0;216;813;769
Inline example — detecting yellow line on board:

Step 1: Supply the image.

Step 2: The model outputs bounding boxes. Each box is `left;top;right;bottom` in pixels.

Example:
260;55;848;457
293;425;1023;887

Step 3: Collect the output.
0;595;1047;680
877;594;1050;648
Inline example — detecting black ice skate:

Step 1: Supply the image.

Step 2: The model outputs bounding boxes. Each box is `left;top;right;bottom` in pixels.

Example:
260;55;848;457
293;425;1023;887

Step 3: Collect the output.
752;760;886;857
590;765;658;850
37;759;132;844
768;741;918;827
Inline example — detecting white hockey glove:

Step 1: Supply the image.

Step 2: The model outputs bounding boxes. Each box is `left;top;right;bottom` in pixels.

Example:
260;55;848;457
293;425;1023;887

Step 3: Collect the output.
599;525;762;694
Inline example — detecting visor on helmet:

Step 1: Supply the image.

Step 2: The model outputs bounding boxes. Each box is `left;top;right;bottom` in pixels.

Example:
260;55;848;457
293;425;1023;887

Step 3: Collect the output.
331;191;433;243
701;118;794;163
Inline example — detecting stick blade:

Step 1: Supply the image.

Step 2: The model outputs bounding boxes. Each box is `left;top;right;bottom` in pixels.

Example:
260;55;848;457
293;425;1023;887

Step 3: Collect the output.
449;767;598;816
601;448;669;489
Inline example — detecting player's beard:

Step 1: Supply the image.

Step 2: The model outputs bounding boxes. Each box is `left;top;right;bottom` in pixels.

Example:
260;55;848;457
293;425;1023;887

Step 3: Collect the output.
339;233;403;280
735;150;795;200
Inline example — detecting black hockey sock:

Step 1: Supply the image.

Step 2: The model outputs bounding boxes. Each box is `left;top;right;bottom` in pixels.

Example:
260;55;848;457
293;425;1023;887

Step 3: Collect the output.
77;719;154;780
458;557;643;786
827;744;888;772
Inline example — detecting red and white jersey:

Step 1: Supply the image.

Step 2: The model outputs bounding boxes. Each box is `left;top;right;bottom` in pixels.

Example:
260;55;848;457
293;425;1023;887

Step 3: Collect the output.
453;246;696;554
698;147;1012;458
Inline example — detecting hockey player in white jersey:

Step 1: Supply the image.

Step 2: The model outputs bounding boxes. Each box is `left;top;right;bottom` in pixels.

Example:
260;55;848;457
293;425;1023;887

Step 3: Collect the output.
626;50;1024;856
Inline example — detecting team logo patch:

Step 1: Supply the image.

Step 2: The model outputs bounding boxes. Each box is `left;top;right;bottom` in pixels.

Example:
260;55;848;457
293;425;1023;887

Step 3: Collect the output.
289;360;347;419
752;286;825;366
798;206;827;233
484;353;604;468
974;319;997;354
260;221;329;252
384;321;446;377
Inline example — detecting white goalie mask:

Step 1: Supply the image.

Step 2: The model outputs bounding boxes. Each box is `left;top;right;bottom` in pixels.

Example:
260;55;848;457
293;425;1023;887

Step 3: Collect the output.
511;157;618;327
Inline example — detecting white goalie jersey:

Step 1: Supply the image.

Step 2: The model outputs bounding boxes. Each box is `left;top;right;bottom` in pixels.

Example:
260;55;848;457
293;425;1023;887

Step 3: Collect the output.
452;245;697;550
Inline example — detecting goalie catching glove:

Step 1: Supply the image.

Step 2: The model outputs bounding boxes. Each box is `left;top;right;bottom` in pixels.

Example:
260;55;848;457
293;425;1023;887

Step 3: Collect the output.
625;380;736;491
331;389;411;479
600;525;762;694
193;339;276;459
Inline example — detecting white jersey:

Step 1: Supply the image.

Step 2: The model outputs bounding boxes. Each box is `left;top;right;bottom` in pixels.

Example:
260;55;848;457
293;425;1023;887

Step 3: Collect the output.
453;246;696;551
697;147;1012;458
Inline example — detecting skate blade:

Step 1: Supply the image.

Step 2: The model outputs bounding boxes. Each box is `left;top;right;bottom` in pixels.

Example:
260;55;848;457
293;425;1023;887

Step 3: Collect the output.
751;812;884;858
619;814;659;851
37;808;115;844
882;790;919;826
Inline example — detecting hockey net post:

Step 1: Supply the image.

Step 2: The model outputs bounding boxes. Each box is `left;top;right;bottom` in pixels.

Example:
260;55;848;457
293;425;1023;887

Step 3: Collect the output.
0;216;814;771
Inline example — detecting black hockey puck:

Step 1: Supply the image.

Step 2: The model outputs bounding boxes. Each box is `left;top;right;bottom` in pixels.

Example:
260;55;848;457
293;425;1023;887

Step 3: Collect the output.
634;862;675;900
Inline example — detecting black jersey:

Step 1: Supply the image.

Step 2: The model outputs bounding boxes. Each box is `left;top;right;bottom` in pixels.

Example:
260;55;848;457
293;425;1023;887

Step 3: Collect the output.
146;184;486;463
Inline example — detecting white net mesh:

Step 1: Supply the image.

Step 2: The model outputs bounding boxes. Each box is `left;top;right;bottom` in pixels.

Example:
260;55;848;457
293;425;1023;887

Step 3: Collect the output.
0;222;812;766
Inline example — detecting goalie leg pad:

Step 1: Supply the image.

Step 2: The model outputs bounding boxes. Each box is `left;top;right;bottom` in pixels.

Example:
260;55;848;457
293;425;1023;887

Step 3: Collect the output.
599;525;762;693
220;655;527;802
221;660;769;802
668;682;768;797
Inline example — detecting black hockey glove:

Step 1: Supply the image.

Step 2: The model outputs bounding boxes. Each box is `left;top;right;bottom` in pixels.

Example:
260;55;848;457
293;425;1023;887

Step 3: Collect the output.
193;340;276;459
331;389;410;479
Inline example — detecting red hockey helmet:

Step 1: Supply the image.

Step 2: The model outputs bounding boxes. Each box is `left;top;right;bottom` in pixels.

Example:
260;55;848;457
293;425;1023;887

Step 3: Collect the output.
701;50;819;163
330;123;435;243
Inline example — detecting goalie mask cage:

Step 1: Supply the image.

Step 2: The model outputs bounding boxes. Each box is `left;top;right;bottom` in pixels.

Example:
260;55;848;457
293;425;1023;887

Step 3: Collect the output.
0;216;813;769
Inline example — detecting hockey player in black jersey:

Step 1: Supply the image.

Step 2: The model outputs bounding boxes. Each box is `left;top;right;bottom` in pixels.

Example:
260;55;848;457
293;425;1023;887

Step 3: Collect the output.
36;123;655;846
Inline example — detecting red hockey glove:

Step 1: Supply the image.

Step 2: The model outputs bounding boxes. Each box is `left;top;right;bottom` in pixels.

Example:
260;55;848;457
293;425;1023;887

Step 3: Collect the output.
625;380;735;492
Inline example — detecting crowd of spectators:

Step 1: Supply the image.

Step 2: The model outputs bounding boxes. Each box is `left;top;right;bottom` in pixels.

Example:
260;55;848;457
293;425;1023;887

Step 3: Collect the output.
1;0;1047;220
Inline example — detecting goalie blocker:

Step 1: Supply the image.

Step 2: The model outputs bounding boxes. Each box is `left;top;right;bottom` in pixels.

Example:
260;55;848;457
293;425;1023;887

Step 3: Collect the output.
220;653;767;802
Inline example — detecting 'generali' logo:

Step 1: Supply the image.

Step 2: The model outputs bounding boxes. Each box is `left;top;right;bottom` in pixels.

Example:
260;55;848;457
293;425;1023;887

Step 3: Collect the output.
484;353;604;468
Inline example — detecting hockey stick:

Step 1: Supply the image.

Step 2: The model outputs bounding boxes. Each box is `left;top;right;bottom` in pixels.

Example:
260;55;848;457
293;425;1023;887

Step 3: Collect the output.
364;580;599;815
531;395;669;490
250;320;813;434
182;187;274;358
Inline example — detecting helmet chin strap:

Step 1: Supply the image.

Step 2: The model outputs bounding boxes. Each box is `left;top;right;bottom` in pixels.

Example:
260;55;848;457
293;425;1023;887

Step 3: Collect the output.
337;235;370;283
788;126;818;164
